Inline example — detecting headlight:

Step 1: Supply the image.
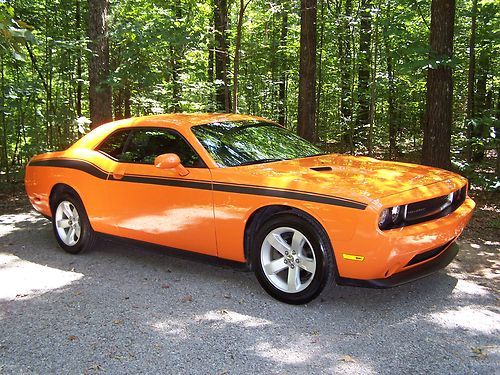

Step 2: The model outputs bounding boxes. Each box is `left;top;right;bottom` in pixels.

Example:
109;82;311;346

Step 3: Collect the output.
379;205;405;230
391;206;401;222
378;208;391;229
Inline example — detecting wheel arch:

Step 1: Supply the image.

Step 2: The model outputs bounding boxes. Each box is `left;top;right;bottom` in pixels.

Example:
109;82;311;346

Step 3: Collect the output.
243;204;337;272
49;183;83;213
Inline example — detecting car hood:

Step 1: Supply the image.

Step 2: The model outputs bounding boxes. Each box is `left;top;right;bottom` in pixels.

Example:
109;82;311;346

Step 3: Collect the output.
219;154;464;204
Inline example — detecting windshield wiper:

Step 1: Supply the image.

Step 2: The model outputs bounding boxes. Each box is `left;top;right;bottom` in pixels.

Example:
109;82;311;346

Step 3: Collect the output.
237;158;284;166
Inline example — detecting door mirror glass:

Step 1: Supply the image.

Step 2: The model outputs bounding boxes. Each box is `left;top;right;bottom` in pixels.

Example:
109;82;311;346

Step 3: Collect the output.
154;153;189;176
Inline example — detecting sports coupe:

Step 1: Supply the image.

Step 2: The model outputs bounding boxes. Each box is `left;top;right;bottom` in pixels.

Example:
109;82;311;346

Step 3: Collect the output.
25;114;475;304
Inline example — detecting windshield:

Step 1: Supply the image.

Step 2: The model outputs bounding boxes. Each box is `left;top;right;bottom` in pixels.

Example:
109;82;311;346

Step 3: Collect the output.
191;120;325;167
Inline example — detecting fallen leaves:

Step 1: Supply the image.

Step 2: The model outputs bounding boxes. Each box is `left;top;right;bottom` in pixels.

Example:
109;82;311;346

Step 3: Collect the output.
471;346;488;359
339;355;356;363
180;295;192;303
68;335;78;341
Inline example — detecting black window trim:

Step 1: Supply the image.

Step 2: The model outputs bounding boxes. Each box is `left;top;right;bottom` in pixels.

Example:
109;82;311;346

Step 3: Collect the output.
94;126;207;168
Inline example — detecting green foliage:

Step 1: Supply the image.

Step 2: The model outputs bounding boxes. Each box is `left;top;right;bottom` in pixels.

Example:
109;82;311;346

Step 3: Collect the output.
0;3;34;60
0;0;498;190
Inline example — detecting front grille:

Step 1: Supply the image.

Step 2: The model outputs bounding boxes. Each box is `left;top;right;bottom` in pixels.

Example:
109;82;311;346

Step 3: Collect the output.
405;240;453;267
404;185;467;226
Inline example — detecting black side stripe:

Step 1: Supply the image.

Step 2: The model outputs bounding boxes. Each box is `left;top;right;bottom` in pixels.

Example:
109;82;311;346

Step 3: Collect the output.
212;183;366;209
29;158;367;210
211;180;364;206
29;158;108;179
112;174;212;191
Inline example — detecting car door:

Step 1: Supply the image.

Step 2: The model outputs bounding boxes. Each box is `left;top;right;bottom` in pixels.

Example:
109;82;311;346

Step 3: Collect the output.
98;127;217;256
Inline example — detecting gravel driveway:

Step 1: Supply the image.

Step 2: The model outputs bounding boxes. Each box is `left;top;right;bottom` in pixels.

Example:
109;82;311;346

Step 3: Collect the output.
1;207;498;374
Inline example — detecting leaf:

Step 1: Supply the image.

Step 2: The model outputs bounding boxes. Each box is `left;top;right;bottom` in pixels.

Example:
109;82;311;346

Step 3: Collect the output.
68;335;78;341
181;295;192;302
339;355;356;363
11;50;25;61
471;347;488;359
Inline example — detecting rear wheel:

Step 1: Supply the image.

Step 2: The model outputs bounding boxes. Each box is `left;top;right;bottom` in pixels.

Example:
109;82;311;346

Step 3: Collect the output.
252;213;334;304
51;192;96;254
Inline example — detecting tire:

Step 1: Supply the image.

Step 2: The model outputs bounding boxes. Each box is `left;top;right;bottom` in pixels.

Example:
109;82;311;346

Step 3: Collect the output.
51;191;96;254
251;212;334;304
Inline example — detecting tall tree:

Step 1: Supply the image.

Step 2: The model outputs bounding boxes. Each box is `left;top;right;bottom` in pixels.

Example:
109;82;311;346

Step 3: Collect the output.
422;0;455;169
465;0;477;161
384;25;397;159
75;0;83;118
87;0;112;128
214;0;231;112
297;0;317;142
356;0;372;150
338;0;353;152
278;3;288;126
232;0;252;113
170;2;183;113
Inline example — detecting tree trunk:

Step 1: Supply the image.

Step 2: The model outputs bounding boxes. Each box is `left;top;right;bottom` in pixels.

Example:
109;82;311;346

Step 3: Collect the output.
170;45;182;112
465;0;477;161
170;3;183;113
385;32;397;159
232;0;252;114
368;5;379;156
297;0;317;142
338;0;353;152
76;0;83;118
422;0;455;170
214;0;231;112
315;0;325;138
124;86;131;118
278;4;288;126
356;0;372;151
0;57;9;183
208;10;215;107
87;0;113;129
496;87;500;177
472;49;489;162
113;89;123;119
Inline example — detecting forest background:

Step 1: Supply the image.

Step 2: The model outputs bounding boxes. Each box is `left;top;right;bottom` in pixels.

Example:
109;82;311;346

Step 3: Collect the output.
0;0;498;193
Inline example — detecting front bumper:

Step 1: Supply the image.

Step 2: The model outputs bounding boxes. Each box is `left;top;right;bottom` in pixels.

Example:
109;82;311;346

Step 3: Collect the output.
336;241;459;288
332;196;474;281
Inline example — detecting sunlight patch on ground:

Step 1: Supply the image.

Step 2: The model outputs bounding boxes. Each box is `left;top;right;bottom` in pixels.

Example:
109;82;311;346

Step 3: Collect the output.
0;253;83;301
196;310;272;328
253;341;311;364
0;212;44;237
332;359;378;375
152;319;188;339
429;306;500;335
451;278;491;297
152;310;272;339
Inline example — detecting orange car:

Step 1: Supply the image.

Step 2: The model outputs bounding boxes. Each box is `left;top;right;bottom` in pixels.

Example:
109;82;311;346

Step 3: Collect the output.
25;114;475;304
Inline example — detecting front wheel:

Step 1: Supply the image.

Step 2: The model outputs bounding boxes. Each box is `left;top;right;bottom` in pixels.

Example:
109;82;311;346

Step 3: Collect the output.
252;213;334;304
51;192;96;254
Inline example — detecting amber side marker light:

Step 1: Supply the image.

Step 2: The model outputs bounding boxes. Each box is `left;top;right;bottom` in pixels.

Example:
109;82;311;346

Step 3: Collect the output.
342;254;365;262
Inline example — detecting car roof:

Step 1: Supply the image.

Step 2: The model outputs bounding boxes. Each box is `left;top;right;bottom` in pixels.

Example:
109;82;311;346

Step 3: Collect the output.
72;113;274;150
113;113;271;130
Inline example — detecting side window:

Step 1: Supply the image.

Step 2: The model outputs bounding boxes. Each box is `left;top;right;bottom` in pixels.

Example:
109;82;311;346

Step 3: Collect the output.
120;128;203;168
97;130;130;160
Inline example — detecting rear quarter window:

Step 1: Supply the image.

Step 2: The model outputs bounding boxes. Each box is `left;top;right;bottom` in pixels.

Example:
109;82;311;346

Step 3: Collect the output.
97;130;130;160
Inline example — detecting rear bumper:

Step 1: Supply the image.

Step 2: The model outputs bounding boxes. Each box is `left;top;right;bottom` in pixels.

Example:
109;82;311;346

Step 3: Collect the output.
336;241;459;288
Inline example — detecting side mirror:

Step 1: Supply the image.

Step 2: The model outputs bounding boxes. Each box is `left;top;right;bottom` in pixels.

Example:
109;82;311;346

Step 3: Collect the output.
154;153;189;177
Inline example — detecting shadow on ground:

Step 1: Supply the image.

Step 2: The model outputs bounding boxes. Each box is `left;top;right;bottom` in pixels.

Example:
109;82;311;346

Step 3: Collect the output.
0;208;498;374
